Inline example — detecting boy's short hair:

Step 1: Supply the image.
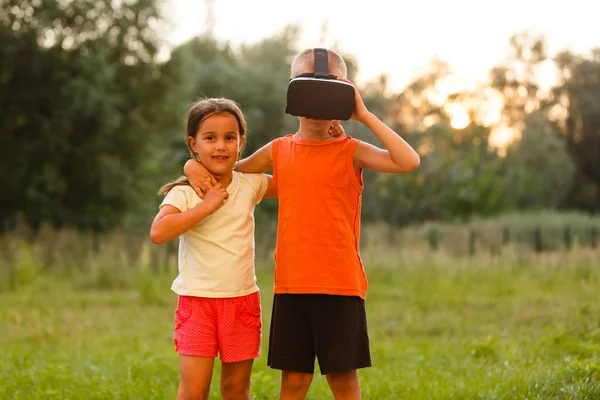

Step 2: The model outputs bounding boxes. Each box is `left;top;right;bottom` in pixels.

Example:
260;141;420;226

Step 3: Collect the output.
291;48;348;79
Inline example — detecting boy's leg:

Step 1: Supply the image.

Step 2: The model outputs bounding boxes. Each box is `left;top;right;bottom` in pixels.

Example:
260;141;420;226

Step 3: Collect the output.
267;294;317;399
220;359;254;400
177;355;215;400
309;295;371;400
325;370;361;400
280;371;313;400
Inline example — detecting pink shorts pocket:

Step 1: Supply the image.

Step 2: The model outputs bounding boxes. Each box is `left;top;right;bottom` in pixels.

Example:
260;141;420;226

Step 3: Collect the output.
174;296;193;330
237;292;262;329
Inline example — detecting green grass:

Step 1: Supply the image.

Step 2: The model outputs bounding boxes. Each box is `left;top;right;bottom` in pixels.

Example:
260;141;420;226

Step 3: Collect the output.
1;249;600;399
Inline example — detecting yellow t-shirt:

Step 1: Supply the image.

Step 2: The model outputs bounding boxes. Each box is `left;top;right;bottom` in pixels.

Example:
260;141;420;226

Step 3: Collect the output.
160;171;268;298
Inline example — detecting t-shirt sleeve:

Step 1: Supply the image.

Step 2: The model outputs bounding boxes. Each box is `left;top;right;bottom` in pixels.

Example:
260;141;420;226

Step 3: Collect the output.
160;185;190;212
246;173;269;204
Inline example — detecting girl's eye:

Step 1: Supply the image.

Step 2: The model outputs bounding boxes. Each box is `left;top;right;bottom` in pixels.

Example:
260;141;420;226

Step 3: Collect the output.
205;136;214;141
226;136;236;141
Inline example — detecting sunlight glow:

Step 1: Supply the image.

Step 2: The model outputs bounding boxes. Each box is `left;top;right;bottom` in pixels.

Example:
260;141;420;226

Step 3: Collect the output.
450;110;470;129
446;103;470;129
489;126;520;148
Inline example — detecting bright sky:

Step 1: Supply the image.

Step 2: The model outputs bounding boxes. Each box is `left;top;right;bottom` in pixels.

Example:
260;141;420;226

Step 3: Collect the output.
163;0;600;92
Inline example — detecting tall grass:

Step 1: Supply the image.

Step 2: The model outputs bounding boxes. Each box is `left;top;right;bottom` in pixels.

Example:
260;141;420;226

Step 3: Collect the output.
1;210;599;293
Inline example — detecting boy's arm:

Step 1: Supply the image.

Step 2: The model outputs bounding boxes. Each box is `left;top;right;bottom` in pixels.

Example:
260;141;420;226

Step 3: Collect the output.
354;113;420;173
338;77;420;173
263;175;277;199
183;142;273;197
236;141;273;174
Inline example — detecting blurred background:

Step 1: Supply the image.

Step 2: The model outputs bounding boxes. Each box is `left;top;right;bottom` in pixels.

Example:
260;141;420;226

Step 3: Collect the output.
2;0;600;272
2;1;600;398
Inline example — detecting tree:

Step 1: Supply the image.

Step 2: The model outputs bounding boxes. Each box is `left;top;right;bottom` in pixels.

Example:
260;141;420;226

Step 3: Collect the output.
0;0;165;230
551;49;600;210
488;32;599;211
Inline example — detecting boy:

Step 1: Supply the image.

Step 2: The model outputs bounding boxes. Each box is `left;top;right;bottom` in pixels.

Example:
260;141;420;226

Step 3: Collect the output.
184;48;420;400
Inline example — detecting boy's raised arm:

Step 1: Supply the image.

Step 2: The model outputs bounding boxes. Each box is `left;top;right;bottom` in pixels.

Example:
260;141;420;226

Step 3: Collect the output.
338;77;420;174
354;114;420;173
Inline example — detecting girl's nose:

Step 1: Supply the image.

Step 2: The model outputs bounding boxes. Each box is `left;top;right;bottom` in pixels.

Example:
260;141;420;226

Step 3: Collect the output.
215;139;226;149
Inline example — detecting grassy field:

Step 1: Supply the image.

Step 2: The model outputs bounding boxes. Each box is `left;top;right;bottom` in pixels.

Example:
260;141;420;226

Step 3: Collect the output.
1;248;600;399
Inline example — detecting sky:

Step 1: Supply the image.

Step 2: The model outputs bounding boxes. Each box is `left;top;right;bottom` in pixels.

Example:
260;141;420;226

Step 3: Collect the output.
162;0;600;92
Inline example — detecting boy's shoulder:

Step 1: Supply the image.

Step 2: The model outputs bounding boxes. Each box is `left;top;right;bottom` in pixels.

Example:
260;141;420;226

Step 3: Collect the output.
272;134;295;144
274;134;359;144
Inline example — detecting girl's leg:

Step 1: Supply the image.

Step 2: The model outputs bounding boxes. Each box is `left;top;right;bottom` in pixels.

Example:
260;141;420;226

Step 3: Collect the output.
177;355;215;400
220;359;254;400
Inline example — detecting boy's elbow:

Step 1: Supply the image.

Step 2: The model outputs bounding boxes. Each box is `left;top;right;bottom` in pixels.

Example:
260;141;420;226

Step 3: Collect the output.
394;155;420;173
407;155;420;171
183;158;197;175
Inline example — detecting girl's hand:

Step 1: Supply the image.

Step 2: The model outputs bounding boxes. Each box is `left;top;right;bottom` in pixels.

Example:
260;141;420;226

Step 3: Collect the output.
200;183;229;214
328;120;345;137
337;77;371;123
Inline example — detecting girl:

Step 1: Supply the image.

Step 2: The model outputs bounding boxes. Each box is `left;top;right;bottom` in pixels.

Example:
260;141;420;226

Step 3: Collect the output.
149;98;276;400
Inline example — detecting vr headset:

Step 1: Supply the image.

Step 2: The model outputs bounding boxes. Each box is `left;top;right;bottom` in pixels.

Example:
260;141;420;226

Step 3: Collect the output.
285;48;355;121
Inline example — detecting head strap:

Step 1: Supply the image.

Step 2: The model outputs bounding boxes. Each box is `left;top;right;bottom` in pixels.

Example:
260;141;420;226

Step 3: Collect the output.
313;48;329;79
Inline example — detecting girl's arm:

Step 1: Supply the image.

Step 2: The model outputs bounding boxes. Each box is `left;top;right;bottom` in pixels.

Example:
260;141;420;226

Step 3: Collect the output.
150;205;212;244
150;184;228;244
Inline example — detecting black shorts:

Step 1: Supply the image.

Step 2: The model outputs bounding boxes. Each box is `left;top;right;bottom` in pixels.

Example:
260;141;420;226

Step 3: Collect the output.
267;294;371;375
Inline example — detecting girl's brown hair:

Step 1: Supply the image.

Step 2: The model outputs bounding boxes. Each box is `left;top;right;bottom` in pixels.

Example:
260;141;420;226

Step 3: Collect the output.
158;98;247;195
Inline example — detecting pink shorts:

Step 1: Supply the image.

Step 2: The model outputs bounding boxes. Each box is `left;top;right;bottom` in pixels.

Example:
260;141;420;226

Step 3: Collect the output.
173;291;262;363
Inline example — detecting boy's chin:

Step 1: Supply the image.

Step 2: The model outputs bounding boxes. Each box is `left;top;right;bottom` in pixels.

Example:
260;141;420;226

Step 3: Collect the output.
302;117;331;127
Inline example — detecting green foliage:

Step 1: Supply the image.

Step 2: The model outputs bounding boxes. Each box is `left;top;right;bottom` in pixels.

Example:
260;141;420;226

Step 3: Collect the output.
490;32;600;212
0;0;164;230
1;6;598;231
502;116;574;209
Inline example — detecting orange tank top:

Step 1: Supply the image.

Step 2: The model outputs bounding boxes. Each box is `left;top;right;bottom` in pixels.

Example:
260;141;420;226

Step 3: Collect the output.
271;134;368;299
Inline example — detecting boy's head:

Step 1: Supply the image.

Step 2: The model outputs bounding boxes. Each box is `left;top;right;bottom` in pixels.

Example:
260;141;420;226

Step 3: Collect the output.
290;48;348;79
286;48;354;122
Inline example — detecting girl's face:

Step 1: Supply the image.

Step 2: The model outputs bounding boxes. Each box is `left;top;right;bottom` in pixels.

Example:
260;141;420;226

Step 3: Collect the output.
188;112;244;176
